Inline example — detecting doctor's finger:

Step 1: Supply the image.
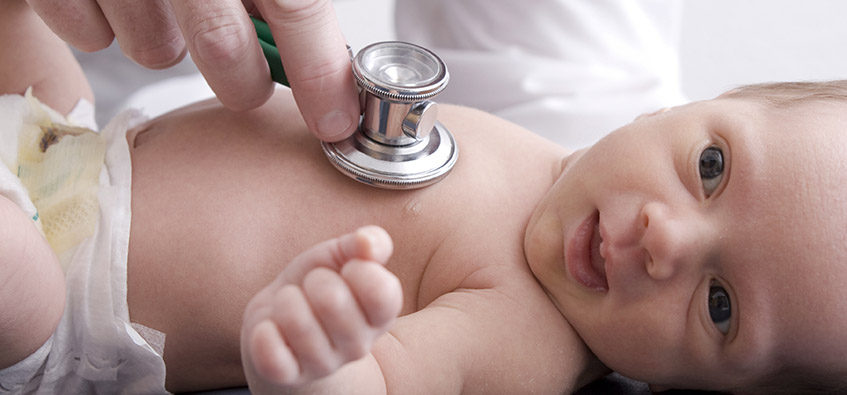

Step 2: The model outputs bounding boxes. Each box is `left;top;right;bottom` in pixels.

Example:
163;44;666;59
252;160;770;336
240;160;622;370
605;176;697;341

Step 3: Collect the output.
96;0;186;69
170;0;274;111
27;0;115;52
254;0;359;142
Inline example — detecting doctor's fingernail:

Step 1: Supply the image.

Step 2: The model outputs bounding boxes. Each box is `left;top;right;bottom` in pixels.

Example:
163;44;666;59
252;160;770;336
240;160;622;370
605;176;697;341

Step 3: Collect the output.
317;110;353;141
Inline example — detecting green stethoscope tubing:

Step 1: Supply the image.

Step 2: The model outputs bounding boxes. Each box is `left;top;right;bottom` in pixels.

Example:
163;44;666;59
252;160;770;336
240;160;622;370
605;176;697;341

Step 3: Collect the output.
251;16;290;87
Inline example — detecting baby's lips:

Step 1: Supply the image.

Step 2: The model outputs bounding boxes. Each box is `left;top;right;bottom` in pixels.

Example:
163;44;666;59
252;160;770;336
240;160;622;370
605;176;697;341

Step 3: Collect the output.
567;210;609;292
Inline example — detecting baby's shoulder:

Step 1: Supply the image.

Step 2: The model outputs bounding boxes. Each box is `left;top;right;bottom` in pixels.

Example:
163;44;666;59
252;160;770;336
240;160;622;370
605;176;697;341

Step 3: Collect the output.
415;222;539;302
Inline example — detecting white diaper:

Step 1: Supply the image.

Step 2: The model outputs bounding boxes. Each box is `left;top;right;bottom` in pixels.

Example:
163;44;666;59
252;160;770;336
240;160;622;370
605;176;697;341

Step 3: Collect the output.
0;93;168;394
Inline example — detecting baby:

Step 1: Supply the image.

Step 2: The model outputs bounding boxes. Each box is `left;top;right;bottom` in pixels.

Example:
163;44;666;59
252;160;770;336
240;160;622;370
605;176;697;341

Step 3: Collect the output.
3;2;847;394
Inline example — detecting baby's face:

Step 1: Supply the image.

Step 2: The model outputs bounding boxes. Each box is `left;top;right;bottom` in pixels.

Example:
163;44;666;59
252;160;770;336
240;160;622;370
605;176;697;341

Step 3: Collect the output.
525;97;847;391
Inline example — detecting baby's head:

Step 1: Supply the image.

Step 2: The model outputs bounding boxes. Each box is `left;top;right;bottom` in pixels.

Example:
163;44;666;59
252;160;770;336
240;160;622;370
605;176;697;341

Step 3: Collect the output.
524;81;847;393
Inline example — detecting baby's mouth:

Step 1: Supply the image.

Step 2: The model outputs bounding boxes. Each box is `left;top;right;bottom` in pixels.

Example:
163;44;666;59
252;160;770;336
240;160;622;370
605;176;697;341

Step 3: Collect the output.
566;210;609;292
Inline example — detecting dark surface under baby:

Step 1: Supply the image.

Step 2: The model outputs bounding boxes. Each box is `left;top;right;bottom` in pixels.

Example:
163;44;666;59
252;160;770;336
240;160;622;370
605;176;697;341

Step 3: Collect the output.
183;373;722;394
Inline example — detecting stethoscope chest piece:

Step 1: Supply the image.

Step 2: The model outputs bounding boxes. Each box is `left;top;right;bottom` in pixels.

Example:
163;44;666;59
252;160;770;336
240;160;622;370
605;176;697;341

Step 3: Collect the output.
321;41;458;189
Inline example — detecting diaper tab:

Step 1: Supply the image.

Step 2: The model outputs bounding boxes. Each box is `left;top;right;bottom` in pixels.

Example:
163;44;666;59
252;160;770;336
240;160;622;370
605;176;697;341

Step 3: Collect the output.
129;323;167;358
15;91;106;263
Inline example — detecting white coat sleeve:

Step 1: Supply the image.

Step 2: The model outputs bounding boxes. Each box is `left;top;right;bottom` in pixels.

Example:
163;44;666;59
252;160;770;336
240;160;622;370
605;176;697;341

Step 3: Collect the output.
395;0;688;149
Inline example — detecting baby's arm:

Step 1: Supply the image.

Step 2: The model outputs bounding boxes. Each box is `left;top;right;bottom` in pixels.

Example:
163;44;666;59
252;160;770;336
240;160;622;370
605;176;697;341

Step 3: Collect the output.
0;194;65;369
0;0;93;115
242;227;605;394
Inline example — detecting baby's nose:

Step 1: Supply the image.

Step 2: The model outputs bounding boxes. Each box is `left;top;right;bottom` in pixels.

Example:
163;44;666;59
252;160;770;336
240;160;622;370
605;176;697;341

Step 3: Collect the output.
639;201;707;280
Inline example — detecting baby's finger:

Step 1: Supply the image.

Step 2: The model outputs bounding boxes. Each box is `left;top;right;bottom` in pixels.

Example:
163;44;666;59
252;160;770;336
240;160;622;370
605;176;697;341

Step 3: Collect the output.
169;0;274;111
246;319;300;385
28;0;115;51
342;259;403;328
253;0;359;141
278;226;393;286
303;266;373;361
96;0;186;68
269;284;337;379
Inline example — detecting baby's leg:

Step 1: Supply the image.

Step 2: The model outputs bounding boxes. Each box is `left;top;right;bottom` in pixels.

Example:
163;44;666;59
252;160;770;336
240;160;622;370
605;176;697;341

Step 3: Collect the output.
0;194;65;369
240;226;402;392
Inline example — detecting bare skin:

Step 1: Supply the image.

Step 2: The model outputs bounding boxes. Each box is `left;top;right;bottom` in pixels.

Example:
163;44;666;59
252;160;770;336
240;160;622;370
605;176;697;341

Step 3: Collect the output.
0;3;606;392
126;90;607;392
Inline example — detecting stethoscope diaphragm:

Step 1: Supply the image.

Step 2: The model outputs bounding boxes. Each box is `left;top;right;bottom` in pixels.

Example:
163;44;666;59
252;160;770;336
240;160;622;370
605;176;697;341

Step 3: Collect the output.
322;41;458;189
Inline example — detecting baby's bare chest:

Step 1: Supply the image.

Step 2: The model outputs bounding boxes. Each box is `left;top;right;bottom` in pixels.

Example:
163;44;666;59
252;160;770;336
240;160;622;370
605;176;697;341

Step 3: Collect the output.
124;104;547;342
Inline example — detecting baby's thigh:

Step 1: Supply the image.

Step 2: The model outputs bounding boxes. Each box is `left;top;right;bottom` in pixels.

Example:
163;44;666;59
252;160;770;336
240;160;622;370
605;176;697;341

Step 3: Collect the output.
0;194;65;369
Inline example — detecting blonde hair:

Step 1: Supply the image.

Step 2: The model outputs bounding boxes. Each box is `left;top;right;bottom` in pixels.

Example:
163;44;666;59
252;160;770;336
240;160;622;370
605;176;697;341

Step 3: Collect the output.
720;80;847;107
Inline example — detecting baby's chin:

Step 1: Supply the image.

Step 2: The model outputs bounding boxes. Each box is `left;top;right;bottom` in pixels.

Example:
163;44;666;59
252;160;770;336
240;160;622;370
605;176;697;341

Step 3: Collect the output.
559;149;584;173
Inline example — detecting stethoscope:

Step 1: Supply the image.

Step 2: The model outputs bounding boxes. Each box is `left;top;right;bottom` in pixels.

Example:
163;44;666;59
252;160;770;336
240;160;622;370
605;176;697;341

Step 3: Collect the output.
253;17;458;189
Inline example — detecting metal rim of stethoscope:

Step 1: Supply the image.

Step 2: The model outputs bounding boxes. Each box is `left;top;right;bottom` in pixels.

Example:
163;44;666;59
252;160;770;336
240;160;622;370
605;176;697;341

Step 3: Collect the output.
352;41;449;103
321;121;458;189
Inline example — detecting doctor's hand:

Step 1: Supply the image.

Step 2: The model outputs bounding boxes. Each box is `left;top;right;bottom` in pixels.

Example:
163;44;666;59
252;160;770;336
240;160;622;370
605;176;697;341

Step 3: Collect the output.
27;0;360;142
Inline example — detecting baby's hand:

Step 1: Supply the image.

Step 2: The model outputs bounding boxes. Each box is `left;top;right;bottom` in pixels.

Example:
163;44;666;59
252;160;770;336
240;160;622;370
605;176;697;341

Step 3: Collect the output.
241;226;402;389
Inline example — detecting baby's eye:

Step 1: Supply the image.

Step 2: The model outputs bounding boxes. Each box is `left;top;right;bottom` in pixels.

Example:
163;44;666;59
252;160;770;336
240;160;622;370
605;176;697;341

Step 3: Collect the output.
699;146;724;197
708;284;732;334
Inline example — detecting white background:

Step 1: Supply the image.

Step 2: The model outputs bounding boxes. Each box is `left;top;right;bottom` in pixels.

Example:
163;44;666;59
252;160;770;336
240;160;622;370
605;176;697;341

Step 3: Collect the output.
679;0;847;100
79;0;847;124
336;0;847;101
